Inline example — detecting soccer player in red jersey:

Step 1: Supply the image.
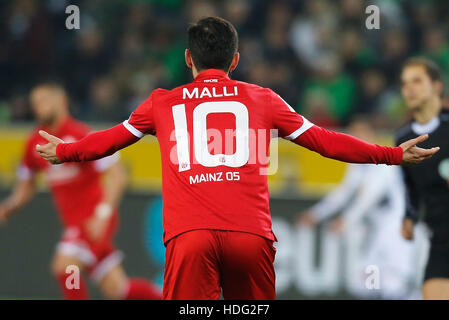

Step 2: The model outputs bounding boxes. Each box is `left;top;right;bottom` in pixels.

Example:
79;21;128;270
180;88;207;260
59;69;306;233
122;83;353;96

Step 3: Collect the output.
0;83;161;300
35;17;439;300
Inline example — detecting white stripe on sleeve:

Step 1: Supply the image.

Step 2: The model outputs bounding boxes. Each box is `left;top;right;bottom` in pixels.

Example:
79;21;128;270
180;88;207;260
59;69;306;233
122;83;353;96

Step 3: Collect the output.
122;120;144;138
285;116;314;140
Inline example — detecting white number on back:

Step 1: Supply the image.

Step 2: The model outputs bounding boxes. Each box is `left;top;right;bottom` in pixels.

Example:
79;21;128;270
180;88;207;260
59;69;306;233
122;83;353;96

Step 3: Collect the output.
172;101;249;172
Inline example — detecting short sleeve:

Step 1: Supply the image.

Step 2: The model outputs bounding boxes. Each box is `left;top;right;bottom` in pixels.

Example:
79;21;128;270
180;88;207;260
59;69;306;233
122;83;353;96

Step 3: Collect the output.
123;92;156;137
269;90;314;140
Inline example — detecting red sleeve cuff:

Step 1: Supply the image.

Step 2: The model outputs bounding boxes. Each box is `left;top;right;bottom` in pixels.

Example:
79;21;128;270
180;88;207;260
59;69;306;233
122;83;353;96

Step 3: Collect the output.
391;146;403;165
56;143;72;162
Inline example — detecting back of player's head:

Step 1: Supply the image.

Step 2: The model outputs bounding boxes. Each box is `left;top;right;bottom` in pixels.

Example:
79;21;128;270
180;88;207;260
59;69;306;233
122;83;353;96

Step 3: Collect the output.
188;17;238;72
402;57;442;83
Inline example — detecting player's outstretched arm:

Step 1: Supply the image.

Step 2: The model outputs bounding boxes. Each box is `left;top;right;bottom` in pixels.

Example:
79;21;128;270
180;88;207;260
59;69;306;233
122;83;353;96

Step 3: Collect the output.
0;178;36;224
294;125;439;166
36;123;140;164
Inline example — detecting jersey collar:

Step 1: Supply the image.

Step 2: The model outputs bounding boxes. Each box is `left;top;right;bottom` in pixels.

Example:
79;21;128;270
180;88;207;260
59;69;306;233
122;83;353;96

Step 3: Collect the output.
411;116;440;135
194;69;230;83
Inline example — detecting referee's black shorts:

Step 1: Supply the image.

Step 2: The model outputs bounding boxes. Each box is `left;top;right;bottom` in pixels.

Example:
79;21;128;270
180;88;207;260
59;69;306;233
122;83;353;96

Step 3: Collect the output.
425;241;449;281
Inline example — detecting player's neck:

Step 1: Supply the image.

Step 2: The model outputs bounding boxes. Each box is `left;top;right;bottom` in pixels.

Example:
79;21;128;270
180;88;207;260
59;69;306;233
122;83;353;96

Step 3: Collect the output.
192;67;200;79
413;97;442;124
192;67;229;79
48;114;69;132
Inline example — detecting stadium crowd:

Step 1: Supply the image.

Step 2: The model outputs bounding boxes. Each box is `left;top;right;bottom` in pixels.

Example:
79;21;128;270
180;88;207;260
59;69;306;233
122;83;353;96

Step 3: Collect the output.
1;0;448;128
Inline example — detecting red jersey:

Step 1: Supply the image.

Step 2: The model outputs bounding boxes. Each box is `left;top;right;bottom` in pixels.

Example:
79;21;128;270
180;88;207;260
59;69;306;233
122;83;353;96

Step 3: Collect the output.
21;117;118;226
126;69;299;243
57;69;402;244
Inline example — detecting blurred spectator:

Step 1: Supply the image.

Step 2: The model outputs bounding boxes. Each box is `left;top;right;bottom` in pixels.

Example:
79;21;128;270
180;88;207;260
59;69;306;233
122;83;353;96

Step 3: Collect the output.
0;0;447;128
421;27;449;78
338;28;376;77
301;89;338;129
339;0;365;28
356;69;387;113
299;54;356;125
290;0;338;71
380;29;410;85
87;76;125;122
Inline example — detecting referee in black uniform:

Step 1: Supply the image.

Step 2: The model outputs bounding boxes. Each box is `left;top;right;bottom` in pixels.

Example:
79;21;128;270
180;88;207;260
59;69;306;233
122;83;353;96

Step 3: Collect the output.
396;57;449;299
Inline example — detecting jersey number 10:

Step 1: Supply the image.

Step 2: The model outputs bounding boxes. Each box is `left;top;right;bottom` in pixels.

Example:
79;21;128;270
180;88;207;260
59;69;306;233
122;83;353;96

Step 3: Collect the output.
172;101;250;172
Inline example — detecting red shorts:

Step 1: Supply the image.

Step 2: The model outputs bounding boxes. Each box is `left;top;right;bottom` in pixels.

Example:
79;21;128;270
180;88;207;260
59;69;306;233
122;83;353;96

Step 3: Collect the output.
162;229;276;300
56;212;123;282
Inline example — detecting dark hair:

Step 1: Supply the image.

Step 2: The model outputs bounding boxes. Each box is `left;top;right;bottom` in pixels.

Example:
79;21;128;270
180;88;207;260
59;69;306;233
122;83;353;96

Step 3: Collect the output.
187;17;238;72
402;57;442;82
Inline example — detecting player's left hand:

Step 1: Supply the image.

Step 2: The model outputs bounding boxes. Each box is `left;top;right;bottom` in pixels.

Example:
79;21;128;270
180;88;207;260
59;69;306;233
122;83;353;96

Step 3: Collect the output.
400;134;440;165
35;130;64;164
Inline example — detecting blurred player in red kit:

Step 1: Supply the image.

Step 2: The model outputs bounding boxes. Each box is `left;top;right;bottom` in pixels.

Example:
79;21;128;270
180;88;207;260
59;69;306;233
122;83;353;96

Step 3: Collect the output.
36;17;439;300
0;83;161;300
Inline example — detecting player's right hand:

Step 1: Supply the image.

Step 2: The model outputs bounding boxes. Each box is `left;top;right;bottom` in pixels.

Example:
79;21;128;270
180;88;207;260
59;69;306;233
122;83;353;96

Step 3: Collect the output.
298;210;318;227
36;130;64;164
401;217;414;240
400;134;440;165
